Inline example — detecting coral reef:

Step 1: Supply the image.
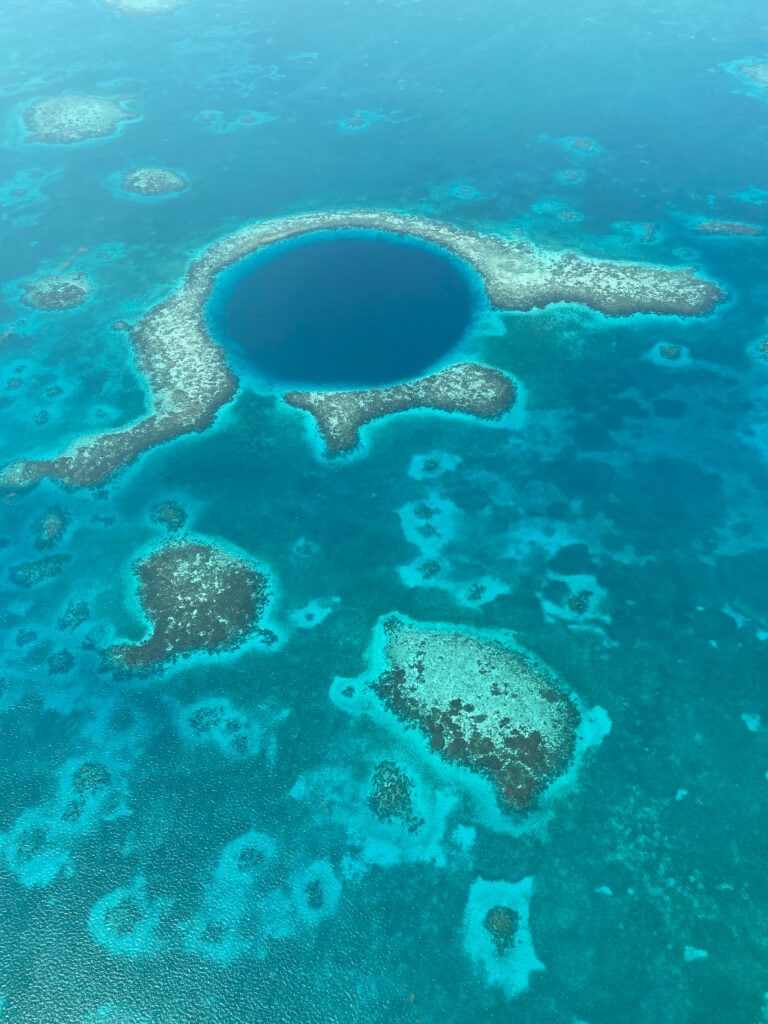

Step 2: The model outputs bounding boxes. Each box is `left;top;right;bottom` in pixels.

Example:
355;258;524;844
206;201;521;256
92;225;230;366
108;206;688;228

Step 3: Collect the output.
73;762;111;795
289;860;342;926
284;362;515;455
150;499;187;532
120;167;188;197
1;208;724;491
88;876;170;957
0;758;122;888
463;876;543;998
741;61;768;87
58;600;90;631
33;504;69;548
659;344;683;361
23;95;139;144
370;616;580;811
9;554;69;587
727;59;768;92
183;830;278;963
20;273;90;311
695;220;764;237
483;904;520;954
368;760;416;824
179;697;271;759
48;649;75;675
107;541;271;670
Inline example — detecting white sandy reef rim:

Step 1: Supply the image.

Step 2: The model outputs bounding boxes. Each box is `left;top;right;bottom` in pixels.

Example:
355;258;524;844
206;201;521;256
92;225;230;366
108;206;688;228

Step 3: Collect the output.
1;208;725;490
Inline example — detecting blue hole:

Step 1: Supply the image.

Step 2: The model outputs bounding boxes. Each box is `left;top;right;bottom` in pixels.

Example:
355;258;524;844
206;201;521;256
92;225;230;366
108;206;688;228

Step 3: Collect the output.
209;231;481;388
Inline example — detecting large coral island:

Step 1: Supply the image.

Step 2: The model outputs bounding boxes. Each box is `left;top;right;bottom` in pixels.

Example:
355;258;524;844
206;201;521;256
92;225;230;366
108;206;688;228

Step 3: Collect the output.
1;208;725;491
332;614;604;813
284;362;515;456
23;95;140;144
107;541;272;671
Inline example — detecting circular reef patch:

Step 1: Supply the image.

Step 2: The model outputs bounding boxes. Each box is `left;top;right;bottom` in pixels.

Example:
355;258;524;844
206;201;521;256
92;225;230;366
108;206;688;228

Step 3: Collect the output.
209;232;480;387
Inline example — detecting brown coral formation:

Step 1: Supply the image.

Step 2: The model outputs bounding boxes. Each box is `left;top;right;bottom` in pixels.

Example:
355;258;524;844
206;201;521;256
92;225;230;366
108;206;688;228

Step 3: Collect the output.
120;167;188;197
150;500;187;532
695;220;764;237
107;541;270;670
371;616;580;812
284;362;515;456
23;95;139;144
9;554;69;588
658;344;683;361
368;761;416;824
0;209;724;491
483;905;520;955
33;505;69;548
20;273;90;311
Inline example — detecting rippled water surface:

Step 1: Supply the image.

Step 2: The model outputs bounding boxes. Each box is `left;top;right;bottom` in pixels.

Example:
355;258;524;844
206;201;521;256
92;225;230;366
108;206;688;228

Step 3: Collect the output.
0;1;767;1022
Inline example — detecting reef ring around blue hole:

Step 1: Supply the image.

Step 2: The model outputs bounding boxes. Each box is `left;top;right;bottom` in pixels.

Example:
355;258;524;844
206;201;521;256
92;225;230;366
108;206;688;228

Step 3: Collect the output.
206;229;484;388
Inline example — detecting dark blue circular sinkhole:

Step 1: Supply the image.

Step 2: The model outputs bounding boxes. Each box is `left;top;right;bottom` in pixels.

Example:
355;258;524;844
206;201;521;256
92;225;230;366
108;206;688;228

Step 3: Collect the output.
208;231;481;387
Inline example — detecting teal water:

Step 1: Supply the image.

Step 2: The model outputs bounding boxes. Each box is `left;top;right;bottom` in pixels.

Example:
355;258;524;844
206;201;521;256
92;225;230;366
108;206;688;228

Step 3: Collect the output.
1;1;768;1022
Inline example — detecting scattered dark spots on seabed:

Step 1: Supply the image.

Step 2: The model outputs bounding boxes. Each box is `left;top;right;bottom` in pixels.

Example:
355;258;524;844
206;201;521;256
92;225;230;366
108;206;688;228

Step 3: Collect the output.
211;233;479;387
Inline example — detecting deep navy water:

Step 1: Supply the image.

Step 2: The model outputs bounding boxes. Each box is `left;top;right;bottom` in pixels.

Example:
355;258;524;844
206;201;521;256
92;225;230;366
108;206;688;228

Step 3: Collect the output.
212;234;478;386
0;1;768;1023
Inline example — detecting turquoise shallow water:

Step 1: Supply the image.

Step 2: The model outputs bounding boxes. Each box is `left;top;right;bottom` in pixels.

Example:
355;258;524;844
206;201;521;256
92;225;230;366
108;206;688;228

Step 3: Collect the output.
1;1;768;1022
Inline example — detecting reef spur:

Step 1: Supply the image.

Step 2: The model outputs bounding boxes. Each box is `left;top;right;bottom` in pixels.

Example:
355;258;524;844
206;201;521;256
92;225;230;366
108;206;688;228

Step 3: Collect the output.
1;209;725;491
284;362;515;456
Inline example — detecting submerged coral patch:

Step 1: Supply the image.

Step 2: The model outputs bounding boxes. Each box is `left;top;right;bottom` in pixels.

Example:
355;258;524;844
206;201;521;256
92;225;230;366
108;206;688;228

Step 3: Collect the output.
119;167;188;198
150;499;188;532
368;760;418;825
463;876;543;998
32;504;69;548
289;860;341;925
182;830;279;963
0;758;124;889
107;541;272;670
88;876;171;957
9;554;69;587
20;273;90;311
284;362;516;456
23;95;139;144
720;57;768;98
177;696;283;760
694;219;764;237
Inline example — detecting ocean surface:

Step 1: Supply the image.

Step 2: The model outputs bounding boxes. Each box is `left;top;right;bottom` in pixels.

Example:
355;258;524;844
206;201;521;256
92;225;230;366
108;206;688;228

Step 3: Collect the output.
0;1;767;1022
